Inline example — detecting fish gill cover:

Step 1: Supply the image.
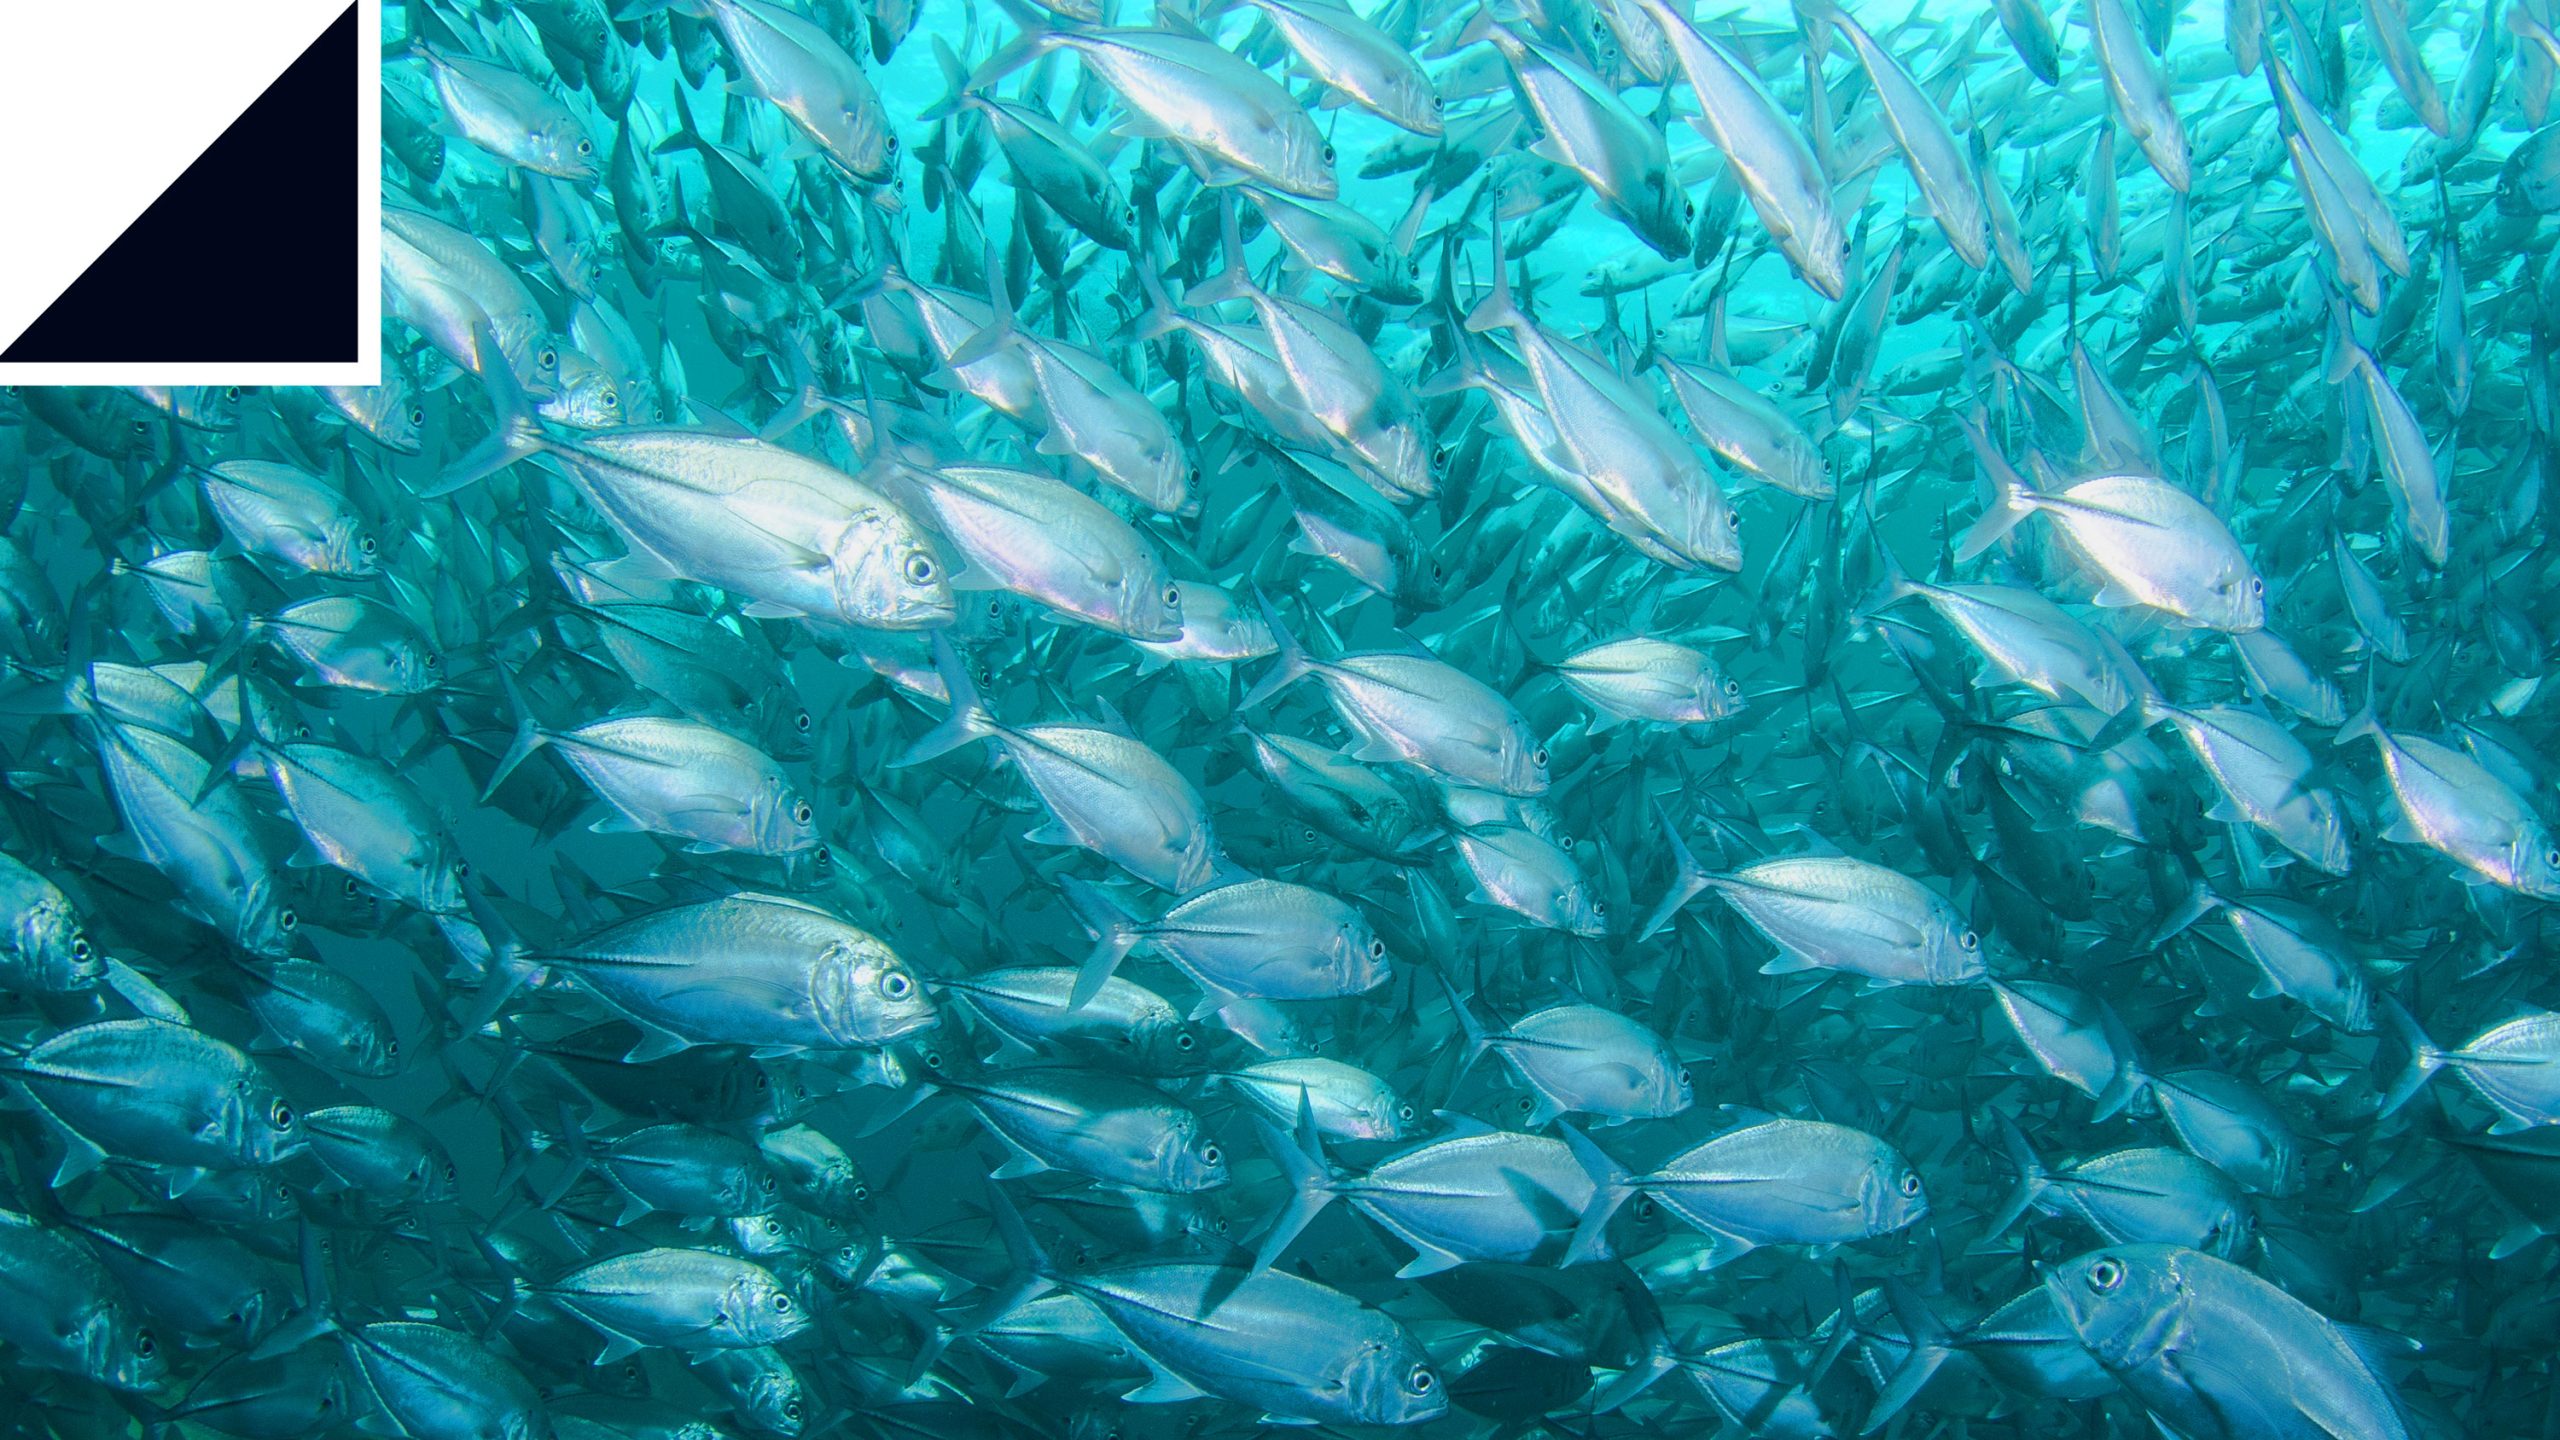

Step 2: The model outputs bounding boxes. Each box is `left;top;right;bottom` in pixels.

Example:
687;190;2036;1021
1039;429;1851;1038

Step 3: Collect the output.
0;0;2552;1436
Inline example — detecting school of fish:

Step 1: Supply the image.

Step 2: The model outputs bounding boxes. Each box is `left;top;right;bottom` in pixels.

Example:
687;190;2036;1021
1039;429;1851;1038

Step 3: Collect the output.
4;0;2559;1434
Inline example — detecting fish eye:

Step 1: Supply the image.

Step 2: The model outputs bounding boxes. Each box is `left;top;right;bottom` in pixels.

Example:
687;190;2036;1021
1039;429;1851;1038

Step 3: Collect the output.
270;1099;295;1130
1676;1067;1691;1087
576;138;594;155
1683;198;1697;222
602;390;618;407
1163;584;1182;607
1726;507;1741;528
879;971;914;1000
905;553;937;585
1431;445;1450;473
223;386;243;403
1367;937;1387;958
852;1183;872;1203
386;1039;400;1058
1320;143;1336;166
278;907;299;932
1430;95;1444;112
1531;747;1549;769
2545;847;2560;868
2249;578;2265;595
1723;678;1741;696
1959;929;1980;951
2088;1257;2126;1293
772;1293;792;1312
794;711;812;733
136;1331;156;1359
1899;1171;1922;1196
1200;1143;1223;1166
886;136;902;158
792;799;813;825
454;858;469;878
70;937;91;961
360;536;378;556
1176;1032;1196;1051
539;347;558;370
784;1403;802;1422
408;407;427;426
1407;1365;1434;1395
133;419;152;437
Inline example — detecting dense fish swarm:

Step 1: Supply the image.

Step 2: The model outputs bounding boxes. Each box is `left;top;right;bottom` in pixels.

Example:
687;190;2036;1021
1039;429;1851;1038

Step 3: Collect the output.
10;0;2560;1435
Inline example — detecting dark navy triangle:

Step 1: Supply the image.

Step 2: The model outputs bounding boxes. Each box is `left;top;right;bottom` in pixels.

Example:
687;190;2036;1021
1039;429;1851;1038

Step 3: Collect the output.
1;5;359;363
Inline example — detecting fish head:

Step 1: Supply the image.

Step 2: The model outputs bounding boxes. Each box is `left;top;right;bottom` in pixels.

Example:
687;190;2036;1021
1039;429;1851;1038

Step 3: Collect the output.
759;778;823;856
1699;667;1747;722
1281;119;1341;202
529;118;601;182
814;937;937;1046
1930;918;1992;986
2043;1245;2188;1369
1340;1333;1448;1425
2207;566;2269;634
1123;573;1187;644
1157;1116;1230;1192
16;900;102;993
1502;737;1554;798
242;1085;306;1167
2504;826;2560;901
236;876;303;961
820;101;899;186
1791;215;1854;304
84;1309;166;1394
325;517;384;578
1334;913;1395;994
1136;1015;1207;1075
731;1270;813;1346
1560;878;1610;938
834;509;955;630
1863;1151;1931;1236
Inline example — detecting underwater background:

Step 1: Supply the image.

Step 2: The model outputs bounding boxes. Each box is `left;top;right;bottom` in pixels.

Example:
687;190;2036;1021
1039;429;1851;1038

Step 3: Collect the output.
0;0;2556;1437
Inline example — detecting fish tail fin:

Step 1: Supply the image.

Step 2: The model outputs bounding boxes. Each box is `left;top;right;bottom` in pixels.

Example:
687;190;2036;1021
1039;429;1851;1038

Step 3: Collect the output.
1461;211;1523;334
2144;864;2222;949
426;321;550;496
1248;1091;1339;1272
2377;996;2447;1118
1443;971;1495;1075
965;3;1058;94
480;664;552;803
1852;529;1924;626
1638;809;1715;940
1982;1110;2047;1241
894;635;1000;767
1239;591;1319;709
946;236;1022;369
1858;1276;1955;1435
246;1220;344;1360
2334;669;2383;750
1952;416;2037;562
918;35;973;123
1558;1122;1638;1266
1133;262;1185;344
962;1183;1061;1330
1058;876;1141;1009
1186;194;1259;308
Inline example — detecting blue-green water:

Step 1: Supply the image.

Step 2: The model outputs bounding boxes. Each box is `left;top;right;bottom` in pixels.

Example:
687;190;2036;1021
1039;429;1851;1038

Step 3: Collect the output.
0;0;2552;1436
